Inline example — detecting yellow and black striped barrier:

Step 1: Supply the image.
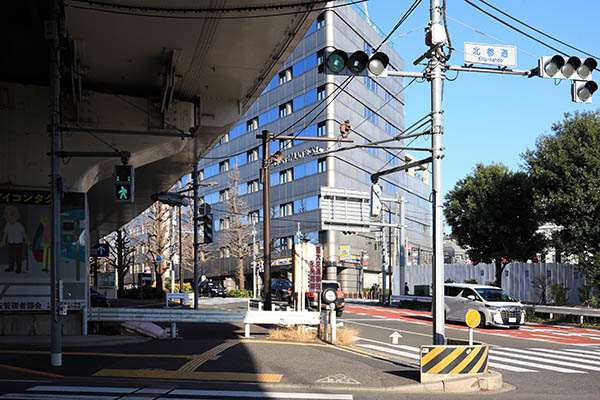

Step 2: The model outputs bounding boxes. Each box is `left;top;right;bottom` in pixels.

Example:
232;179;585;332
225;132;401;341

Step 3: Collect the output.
420;343;489;383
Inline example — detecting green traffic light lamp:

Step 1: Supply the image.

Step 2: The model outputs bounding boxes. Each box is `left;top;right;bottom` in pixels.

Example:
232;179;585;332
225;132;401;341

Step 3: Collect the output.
326;50;347;73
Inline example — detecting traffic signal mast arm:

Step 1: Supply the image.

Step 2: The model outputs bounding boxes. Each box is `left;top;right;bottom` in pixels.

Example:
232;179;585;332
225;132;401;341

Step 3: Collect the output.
371;156;433;184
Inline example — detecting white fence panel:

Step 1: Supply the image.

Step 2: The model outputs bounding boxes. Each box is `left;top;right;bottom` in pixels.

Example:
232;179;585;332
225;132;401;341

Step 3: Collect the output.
405;263;586;305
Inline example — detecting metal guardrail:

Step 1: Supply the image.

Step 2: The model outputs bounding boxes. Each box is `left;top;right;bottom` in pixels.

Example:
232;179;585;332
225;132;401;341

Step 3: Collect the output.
88;307;325;339
391;295;432;303
527;305;600;323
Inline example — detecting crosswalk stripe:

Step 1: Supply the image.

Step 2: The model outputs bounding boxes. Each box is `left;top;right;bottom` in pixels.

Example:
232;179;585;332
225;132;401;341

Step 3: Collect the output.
490;349;600;371
487;361;537;372
488;354;585;373
27;387;136;394
559;348;600;357
521;348;600;365
356;344;420;359
530;348;600;361
0;394;117;400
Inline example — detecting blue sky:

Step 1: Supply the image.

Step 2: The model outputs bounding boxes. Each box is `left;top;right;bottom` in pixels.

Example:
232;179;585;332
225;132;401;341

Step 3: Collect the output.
362;0;599;198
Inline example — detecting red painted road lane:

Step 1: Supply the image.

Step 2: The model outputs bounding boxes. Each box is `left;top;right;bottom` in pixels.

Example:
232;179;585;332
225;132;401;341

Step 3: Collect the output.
345;305;600;345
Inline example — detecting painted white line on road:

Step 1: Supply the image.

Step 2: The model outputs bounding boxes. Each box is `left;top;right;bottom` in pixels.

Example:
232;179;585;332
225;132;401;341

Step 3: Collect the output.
344;320;431;338
559;348;600;356
170;389;352;399
530;347;600;361
0;394;117;400
488;362;537;372
489;354;587;373
500;348;600;366
356;344;420;360
27;386;137;394
356;337;420;353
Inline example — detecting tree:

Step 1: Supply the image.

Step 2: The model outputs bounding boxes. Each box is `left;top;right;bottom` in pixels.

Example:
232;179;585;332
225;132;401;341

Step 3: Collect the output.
105;228;135;292
143;201;171;292
220;166;253;289
523;111;600;288
444;163;545;286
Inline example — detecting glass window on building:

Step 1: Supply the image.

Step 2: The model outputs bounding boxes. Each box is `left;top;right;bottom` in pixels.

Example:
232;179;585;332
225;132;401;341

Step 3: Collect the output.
317;50;324;68
199;169;205;180
279;169;293;184
247;147;259;163
316;13;325;29
317;121;327;137
317;85;326;101
247;179;259;193
279;139;292;151
219;160;229;173
280;202;293;217
278;236;294;250
279;67;292;84
279;101;292;118
219;189;230;202
318;158;326;173
249;210;261;223
247;118;258;132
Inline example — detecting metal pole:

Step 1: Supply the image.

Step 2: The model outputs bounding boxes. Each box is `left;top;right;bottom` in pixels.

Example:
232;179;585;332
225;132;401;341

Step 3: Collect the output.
261;131;272;311
192;166;199;309
252;221;257;299
48;0;63;367
178;205;183;293
430;0;446;345
400;196;406;295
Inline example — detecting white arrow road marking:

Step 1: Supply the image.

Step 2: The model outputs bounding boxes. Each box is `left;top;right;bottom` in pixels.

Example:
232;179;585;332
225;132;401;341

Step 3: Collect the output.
389;331;402;345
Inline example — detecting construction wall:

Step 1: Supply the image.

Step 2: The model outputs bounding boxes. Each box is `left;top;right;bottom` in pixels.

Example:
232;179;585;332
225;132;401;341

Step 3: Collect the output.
405;263;587;306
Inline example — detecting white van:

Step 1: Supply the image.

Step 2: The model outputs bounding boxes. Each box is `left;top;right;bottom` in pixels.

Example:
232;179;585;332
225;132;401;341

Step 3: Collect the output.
444;283;526;328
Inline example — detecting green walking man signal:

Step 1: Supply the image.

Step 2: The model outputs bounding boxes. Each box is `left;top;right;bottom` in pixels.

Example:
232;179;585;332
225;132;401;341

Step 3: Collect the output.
113;165;135;203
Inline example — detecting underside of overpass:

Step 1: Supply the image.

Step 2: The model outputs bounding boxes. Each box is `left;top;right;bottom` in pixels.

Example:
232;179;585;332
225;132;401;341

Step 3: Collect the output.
0;0;324;241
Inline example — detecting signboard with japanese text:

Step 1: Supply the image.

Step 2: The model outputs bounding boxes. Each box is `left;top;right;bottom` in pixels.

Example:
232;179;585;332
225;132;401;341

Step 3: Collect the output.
0;191;87;311
464;42;517;68
308;245;322;293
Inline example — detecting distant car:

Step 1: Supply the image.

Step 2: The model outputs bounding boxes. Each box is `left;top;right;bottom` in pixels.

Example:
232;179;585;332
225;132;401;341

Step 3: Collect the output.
260;278;293;303
306;280;345;317
198;281;227;297
89;287;110;307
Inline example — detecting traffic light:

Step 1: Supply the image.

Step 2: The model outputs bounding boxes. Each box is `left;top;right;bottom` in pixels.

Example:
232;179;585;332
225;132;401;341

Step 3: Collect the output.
113;165;134;203
539;56;596;80
203;214;213;244
538;55;597;103
370;183;382;217
572;81;598;103
150;192;189;207
323;49;389;77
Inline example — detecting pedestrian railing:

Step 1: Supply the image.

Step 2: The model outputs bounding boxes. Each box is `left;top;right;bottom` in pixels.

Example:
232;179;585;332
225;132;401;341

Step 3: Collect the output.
88;307;327;340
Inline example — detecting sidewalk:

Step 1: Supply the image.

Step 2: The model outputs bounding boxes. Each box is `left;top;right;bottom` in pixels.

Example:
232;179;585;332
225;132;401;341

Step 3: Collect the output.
0;320;502;394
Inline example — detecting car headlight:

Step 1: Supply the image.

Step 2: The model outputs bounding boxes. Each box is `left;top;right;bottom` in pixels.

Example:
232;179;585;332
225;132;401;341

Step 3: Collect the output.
485;304;500;311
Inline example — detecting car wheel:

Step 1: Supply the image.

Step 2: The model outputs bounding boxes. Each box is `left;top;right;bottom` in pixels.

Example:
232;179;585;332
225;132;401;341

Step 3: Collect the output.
336;309;343;318
322;288;337;304
210;291;215;297
477;312;486;328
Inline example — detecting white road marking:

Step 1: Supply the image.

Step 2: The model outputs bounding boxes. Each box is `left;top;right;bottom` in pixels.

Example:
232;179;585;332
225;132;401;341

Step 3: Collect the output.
488;354;586;373
170;389;353;399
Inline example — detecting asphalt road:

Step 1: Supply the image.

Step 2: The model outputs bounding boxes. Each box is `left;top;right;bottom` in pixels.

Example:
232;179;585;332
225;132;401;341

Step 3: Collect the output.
1;299;599;400
342;302;600;400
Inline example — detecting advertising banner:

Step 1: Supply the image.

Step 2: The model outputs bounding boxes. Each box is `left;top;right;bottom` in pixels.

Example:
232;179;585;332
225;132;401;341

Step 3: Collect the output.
0;190;87;311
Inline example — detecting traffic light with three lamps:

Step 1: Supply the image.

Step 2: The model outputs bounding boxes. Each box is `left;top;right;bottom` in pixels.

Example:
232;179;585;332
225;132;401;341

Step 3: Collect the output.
324;49;390;77
538;55;598;103
203;214;214;244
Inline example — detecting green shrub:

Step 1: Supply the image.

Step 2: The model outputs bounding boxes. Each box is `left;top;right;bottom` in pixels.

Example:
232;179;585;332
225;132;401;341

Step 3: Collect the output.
464;279;478;284
445;278;455;283
227;289;252;298
550;283;569;305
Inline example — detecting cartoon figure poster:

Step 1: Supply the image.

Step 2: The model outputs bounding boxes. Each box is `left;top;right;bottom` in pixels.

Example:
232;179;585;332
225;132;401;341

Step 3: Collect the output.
0;190;87;311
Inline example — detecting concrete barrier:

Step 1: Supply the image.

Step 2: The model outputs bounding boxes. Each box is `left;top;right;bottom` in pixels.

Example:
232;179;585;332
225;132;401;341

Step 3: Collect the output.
420;339;489;383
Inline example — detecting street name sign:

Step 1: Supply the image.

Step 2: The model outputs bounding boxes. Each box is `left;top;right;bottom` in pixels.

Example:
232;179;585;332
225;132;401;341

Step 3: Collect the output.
464;42;516;68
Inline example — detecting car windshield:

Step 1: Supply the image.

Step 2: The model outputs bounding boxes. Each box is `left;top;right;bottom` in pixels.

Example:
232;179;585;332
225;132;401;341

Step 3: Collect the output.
475;288;517;302
322;282;339;291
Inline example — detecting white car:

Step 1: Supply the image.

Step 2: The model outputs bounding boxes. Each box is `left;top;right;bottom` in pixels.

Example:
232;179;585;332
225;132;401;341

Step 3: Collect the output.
444;283;526;328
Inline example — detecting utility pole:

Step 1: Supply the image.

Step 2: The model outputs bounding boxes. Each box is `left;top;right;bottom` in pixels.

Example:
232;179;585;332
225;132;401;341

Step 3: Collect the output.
399;196;406;295
178;204;183;292
252;220;257;299
429;0;446;345
261;131;273;311
48;0;63;367
192;165;199;309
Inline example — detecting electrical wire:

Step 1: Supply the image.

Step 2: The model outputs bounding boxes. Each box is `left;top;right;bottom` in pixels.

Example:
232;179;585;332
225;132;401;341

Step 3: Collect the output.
374;0;423;52
474;0;600;62
464;0;597;68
